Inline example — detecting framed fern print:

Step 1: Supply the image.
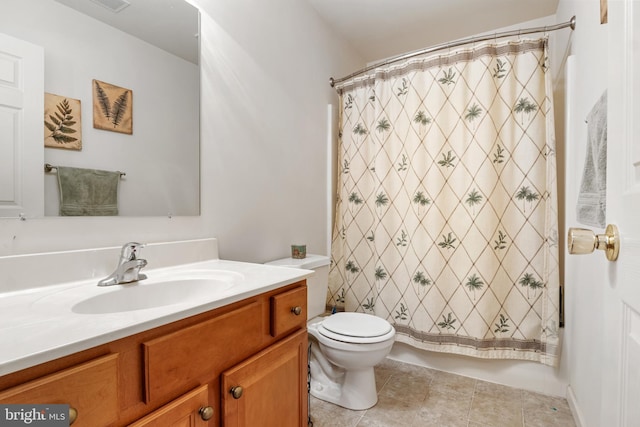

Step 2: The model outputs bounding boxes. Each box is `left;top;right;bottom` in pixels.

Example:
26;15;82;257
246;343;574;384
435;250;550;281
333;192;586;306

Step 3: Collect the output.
44;93;82;150
92;79;133;134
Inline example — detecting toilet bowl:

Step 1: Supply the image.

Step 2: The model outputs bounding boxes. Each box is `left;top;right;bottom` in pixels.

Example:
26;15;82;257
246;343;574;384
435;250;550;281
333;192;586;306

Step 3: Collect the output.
265;255;396;410
308;312;395;410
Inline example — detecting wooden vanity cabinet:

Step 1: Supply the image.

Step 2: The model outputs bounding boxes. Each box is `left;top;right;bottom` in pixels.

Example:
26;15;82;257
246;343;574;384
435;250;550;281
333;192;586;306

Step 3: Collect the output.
0;281;308;427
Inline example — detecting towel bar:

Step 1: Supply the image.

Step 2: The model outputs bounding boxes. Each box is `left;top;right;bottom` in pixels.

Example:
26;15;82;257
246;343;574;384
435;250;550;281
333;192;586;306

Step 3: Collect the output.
44;163;126;177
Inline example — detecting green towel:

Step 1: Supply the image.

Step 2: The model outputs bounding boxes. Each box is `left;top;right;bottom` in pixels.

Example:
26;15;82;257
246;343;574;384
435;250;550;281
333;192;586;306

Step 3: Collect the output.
56;166;120;216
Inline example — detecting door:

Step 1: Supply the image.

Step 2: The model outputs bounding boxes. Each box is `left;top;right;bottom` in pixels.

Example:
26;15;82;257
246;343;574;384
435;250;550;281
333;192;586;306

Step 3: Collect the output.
128;385;211;427
600;1;640;425
221;329;308;427
0;32;44;218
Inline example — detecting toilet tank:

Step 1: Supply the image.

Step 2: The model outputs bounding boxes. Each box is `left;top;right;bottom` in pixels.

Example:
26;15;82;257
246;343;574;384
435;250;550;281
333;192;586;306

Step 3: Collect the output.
265;254;330;320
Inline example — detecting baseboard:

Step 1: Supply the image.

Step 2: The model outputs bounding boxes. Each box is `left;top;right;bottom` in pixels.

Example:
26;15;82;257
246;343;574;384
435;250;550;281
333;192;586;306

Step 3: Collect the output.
566;385;586;427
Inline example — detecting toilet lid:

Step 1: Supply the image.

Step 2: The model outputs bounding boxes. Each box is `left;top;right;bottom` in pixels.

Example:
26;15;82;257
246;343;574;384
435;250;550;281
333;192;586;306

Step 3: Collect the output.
320;312;393;338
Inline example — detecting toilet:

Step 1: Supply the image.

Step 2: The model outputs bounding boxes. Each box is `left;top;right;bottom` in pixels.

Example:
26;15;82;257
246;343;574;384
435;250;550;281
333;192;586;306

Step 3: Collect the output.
265;255;396;410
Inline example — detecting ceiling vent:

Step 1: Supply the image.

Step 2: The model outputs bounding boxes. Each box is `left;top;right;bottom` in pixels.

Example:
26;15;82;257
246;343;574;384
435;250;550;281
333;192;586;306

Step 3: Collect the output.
88;0;131;13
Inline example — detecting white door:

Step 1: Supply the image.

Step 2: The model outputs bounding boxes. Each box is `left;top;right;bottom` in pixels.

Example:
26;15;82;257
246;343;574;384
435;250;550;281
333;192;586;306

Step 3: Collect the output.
0;32;43;218
600;1;640;425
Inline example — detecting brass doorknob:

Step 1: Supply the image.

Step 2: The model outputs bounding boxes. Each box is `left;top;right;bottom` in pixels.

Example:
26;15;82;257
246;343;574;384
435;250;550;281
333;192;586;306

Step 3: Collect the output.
69;407;77;425
291;306;302;316
568;224;620;261
230;386;244;399
199;406;214;421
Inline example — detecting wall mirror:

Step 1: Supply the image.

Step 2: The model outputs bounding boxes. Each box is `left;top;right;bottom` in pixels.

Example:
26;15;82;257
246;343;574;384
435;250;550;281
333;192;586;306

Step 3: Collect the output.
1;0;200;217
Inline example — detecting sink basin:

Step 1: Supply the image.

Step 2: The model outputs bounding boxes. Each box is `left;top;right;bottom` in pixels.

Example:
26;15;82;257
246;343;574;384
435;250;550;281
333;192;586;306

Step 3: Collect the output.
73;278;235;314
72;277;235;314
28;268;245;316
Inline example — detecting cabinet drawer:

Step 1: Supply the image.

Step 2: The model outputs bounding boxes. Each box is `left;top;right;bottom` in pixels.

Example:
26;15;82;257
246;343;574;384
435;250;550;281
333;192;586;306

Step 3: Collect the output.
270;285;306;337
143;301;263;404
0;354;119;427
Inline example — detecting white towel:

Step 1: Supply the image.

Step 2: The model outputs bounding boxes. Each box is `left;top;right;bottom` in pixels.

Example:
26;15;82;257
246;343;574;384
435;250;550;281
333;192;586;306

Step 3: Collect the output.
576;91;607;228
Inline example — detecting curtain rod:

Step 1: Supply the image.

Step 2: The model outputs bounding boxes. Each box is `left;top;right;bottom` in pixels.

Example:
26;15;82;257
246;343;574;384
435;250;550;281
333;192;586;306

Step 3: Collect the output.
329;16;576;88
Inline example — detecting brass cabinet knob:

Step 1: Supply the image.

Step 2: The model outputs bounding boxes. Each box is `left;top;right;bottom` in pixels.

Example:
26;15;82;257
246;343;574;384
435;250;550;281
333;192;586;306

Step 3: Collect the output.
568;224;620;261
199;406;214;421
291;306;302;316
69;407;78;425
230;386;244;399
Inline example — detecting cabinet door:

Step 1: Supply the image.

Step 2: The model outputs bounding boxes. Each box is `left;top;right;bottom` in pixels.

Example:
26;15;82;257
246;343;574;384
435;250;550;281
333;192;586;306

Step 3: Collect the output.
128;384;211;427
0;354;118;427
221;329;308;427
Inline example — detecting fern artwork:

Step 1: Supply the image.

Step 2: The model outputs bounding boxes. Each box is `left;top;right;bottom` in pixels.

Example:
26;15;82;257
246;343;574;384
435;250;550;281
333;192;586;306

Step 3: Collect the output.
92;79;133;134
44;93;82;150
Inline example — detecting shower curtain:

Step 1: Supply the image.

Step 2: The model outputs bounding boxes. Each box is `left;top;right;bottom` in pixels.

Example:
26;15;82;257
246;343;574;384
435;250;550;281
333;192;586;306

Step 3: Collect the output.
329;38;560;366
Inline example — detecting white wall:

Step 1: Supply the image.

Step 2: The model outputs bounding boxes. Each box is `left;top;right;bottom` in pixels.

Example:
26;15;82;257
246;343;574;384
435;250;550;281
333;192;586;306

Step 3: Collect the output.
0;0;362;262
193;0;363;262
554;1;609;425
1;0;199;217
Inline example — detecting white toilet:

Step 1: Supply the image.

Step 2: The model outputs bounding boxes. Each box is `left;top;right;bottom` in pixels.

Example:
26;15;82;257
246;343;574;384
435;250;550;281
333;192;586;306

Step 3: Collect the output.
266;255;396;410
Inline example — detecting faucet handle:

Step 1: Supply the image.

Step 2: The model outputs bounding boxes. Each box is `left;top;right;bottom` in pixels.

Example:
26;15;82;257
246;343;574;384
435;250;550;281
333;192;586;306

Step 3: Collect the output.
121;242;145;261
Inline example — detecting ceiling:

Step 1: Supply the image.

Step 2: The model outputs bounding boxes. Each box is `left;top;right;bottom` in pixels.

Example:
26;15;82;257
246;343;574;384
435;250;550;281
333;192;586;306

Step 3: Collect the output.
54;0;199;64
307;0;560;63
53;0;560;69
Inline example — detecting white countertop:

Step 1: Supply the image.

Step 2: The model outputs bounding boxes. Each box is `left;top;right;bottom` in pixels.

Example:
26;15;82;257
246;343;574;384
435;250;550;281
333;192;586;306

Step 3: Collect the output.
0;259;312;376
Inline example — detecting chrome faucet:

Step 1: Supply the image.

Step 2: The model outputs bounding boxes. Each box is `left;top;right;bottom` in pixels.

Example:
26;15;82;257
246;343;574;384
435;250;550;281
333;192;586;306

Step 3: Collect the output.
98;242;148;286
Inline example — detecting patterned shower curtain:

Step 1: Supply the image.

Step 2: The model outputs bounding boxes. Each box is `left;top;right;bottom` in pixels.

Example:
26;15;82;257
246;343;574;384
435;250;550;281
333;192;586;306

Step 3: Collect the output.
328;38;560;366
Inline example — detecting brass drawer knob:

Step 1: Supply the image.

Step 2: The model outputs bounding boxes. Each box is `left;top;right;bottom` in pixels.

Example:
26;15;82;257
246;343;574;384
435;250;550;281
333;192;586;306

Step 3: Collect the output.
69;407;78;425
199;406;214;421
291;306;302;316
230;386;244;399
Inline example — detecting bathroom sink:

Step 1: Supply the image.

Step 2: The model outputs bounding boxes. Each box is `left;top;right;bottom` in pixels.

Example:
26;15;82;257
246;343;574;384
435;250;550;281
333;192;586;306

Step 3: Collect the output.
72;277;236;314
27;267;246;316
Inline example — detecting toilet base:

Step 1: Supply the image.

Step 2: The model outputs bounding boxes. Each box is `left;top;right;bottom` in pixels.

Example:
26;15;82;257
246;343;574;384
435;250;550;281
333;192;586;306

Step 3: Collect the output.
310;362;378;410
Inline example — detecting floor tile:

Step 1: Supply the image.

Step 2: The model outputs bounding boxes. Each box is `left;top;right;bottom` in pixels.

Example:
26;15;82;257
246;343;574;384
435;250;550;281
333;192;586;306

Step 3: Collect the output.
420;388;473;416
308;358;576;427
355;394;421;426
373;360;396;392
411;411;468;427
309;396;364;427
429;370;477;397
522;390;577;427
378;368;432;404
413;389;471;427
468;382;524;427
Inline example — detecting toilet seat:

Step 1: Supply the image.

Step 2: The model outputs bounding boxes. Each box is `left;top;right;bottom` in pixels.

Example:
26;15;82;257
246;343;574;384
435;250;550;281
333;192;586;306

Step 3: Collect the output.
318;312;394;344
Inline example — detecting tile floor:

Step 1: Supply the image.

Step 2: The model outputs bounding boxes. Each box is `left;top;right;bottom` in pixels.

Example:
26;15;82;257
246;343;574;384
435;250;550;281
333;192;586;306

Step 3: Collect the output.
309;358;576;427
